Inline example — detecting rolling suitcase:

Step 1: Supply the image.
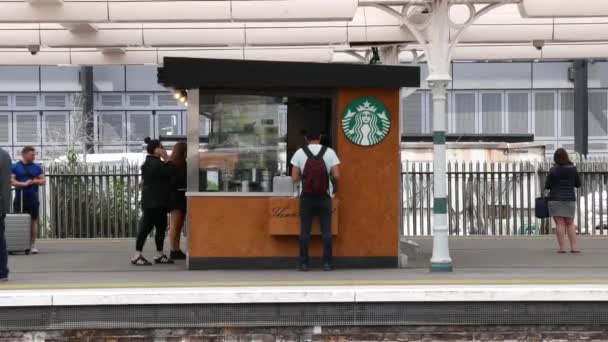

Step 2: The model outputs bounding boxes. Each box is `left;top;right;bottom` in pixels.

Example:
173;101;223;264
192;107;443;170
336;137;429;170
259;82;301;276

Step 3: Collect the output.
6;193;32;255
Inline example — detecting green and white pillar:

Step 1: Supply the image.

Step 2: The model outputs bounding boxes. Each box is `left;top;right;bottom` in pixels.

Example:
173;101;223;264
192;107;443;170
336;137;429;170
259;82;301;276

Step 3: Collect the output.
428;77;452;272
425;0;453;272
364;0;509;273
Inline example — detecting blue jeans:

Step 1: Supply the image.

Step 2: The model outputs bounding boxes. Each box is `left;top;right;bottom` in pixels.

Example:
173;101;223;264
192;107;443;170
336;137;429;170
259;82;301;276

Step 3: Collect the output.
0;215;8;278
299;195;333;265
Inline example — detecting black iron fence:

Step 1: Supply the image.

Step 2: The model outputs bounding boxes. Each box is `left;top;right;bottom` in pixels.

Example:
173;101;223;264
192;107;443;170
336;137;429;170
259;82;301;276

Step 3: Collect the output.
18;163;142;239
403;160;608;236
9;159;608;239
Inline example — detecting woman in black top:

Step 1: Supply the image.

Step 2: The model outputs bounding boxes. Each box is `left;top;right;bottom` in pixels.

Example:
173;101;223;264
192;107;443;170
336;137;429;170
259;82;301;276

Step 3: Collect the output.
131;137;174;266
168;142;187;260
544;148;581;253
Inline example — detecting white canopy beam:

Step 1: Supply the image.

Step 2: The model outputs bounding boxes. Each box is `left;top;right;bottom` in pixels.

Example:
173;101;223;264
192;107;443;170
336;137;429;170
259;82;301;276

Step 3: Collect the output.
520;0;608;18
0;0;358;23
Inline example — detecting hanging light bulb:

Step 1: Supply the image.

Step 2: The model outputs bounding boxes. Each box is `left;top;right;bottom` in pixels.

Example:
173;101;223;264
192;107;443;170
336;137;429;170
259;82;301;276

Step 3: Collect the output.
173;90;181;100
184;101;188;107
179;96;186;103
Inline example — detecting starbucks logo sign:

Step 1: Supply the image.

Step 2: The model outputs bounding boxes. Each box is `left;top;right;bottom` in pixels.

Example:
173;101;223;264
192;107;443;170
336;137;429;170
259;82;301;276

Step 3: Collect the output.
342;97;391;146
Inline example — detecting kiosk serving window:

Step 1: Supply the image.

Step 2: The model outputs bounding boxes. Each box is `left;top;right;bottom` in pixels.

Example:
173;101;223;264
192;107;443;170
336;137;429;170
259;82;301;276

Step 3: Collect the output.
198;94;288;193
197;92;333;193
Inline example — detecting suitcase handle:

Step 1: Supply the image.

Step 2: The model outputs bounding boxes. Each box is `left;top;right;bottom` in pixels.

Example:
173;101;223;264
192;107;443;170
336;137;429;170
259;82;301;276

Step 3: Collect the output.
10;188;24;214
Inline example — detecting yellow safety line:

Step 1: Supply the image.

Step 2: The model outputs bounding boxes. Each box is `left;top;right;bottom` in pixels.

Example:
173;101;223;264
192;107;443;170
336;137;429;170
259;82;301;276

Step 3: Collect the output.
3;278;608;290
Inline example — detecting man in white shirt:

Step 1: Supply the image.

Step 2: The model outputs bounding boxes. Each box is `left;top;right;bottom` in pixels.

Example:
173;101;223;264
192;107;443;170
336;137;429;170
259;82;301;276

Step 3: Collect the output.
290;129;340;271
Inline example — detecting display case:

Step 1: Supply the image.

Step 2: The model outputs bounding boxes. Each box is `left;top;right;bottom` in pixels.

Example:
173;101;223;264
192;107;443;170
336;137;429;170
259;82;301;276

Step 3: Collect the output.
198;94;287;193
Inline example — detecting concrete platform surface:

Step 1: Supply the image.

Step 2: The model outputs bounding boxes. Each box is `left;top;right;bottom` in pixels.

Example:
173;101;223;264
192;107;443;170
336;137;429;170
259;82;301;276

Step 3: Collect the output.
2;236;608;290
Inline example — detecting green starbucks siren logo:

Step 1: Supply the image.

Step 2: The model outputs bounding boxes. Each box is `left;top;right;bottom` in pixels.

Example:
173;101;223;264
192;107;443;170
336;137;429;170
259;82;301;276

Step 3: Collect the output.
342;97;391;146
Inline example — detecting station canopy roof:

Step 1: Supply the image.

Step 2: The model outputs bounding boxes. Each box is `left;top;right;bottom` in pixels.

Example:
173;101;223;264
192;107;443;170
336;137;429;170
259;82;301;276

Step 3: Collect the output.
0;0;606;65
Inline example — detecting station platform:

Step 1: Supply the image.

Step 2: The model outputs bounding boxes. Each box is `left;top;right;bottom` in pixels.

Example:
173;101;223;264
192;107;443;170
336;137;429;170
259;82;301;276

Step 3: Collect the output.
3;236;608;331
4;236;608;289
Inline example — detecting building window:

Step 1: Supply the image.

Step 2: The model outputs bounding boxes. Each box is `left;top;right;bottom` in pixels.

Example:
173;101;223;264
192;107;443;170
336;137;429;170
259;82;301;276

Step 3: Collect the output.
402;91;424;135
507;92;529;134
453;92;477;134
481;92;503;134
534;92;556;138
589;91;608;137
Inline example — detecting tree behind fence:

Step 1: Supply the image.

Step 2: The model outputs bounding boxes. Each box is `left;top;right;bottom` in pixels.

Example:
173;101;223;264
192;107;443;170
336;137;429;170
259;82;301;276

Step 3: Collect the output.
46;163;141;239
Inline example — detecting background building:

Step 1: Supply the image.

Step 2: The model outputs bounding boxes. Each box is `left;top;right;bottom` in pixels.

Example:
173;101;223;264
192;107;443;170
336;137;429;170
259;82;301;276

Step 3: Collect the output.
1;61;607;161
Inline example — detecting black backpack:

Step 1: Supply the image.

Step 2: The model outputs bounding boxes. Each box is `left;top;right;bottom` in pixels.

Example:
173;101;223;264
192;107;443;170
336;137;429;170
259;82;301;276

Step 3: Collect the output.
301;146;329;196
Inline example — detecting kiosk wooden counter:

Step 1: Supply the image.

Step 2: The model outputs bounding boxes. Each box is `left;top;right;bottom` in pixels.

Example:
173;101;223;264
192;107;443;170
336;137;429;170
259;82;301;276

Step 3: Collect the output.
158;57;420;269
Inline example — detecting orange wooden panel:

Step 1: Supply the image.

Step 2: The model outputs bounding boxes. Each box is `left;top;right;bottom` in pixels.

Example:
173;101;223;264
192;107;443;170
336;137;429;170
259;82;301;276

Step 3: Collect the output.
333;88;401;257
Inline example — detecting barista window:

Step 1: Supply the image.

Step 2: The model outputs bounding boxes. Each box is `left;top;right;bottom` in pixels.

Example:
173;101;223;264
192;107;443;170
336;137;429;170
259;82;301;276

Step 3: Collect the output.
198;93;333;193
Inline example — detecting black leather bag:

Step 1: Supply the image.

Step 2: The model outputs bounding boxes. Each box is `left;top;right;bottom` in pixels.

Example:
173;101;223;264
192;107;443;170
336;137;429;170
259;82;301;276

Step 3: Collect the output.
535;196;550;218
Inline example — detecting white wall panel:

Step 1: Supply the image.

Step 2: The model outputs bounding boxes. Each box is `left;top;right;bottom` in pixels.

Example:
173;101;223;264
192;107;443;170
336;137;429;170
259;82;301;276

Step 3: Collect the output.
0;66;39;92
246;27;347;46
41;66;81;92
0;51;71;66
458;25;552;43
93;65;125;92
144;28;245;47
125;65;166;92
157;48;243;61
532;63;573;89
452;63;531;89
71;50;157;65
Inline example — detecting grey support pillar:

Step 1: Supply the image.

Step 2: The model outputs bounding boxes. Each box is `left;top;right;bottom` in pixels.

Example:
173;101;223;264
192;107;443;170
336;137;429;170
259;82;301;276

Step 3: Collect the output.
80;66;95;154
573;60;588;156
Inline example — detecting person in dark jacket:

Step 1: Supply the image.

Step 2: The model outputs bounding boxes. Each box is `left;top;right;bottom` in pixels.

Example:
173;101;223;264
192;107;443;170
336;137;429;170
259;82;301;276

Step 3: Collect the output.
168;142;187;260
0;147;12;281
545;148;581;254
131;137;174;265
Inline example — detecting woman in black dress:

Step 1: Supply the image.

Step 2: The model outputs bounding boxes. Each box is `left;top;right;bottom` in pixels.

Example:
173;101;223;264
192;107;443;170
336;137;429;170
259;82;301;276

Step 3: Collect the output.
545;148;581;253
131;137;174;265
168;142;187;260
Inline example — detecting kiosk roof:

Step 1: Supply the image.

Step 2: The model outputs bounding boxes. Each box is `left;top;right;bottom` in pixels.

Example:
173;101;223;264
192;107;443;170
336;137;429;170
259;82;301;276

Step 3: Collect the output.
158;57;420;90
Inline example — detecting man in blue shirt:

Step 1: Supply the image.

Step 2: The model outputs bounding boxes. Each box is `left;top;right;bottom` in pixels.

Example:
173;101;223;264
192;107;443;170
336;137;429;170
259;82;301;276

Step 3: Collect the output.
11;146;45;254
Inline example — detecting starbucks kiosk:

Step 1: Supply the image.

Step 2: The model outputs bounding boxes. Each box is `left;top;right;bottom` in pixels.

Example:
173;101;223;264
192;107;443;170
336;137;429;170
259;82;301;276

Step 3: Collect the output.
158;57;420;269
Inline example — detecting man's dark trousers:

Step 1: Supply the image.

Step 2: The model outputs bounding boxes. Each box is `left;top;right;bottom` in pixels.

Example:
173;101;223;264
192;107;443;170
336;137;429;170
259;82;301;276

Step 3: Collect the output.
0;215;8;279
299;195;332;266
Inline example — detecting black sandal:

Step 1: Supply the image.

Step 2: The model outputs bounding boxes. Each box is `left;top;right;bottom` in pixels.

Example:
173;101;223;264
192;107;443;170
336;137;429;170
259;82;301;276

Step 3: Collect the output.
131;255;152;266
154;254;174;264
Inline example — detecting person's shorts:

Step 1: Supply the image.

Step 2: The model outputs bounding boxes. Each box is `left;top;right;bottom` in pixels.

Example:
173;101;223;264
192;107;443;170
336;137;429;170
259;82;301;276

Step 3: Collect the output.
13;200;39;221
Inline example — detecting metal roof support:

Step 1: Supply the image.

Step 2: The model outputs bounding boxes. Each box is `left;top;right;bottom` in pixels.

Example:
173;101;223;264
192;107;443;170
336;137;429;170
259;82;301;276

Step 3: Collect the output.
366;0;517;272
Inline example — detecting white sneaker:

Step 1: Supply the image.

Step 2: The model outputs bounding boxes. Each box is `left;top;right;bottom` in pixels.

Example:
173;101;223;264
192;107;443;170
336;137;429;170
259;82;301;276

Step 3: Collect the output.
30;247;39;254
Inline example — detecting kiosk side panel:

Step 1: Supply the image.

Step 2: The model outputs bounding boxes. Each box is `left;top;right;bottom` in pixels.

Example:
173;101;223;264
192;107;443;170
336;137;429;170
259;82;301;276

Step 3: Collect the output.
335;88;401;263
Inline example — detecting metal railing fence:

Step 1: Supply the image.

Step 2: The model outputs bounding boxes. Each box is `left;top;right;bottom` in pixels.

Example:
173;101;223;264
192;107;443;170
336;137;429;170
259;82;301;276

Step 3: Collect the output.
23;163;142;239
403;159;608;236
